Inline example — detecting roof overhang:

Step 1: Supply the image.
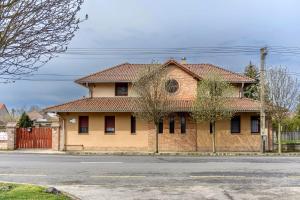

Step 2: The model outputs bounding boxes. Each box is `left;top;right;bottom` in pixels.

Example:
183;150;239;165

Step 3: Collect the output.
44;97;261;113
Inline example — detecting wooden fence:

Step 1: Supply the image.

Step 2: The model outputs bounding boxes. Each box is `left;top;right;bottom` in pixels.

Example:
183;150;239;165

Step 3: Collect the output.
16;127;52;149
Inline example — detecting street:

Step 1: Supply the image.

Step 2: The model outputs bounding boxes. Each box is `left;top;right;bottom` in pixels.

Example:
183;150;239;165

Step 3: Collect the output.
0;153;300;200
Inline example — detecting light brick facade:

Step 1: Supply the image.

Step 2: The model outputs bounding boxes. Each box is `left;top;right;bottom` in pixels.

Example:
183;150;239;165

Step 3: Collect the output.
46;60;270;152
57;111;267;152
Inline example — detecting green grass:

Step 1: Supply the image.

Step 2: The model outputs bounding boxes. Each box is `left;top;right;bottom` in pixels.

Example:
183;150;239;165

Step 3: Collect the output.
0;183;71;200
280;140;300;145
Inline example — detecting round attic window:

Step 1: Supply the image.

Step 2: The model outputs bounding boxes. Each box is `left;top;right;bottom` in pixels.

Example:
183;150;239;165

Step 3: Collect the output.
165;79;179;93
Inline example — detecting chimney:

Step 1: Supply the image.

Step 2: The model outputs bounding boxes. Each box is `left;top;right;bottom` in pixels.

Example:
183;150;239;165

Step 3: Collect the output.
181;57;187;64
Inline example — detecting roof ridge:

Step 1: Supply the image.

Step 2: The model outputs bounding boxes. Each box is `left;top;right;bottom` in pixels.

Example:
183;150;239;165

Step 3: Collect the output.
186;63;255;82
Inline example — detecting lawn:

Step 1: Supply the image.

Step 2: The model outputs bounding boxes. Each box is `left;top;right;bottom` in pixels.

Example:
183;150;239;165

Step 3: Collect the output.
0;183;71;200
277;140;300;145
281;140;300;144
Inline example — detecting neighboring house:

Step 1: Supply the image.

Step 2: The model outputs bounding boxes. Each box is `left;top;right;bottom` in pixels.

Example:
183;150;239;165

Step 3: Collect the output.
27;110;58;127
45;59;272;152
0;103;10;128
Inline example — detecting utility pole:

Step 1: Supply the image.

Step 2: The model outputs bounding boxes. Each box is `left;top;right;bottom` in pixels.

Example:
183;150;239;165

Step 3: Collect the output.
260;47;268;153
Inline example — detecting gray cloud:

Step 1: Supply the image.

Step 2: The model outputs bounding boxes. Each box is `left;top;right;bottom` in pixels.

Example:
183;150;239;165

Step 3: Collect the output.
1;0;300;110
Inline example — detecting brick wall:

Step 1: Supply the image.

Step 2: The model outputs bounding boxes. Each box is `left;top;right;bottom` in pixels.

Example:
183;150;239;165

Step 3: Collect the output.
148;115;197;152
196;113;261;152
148;113;261;152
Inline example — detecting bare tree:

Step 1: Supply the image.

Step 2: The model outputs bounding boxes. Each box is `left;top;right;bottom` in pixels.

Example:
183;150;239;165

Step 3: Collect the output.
132;64;172;153
9;107;27;122
266;67;299;153
191;73;234;153
0;0;85;81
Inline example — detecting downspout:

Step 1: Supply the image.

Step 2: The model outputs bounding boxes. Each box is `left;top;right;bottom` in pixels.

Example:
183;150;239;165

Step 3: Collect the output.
86;82;93;98
241;82;244;98
62;116;65;151
58;116;60;151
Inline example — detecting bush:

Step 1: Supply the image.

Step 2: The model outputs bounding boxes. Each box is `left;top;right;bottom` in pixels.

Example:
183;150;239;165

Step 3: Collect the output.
18;112;33;128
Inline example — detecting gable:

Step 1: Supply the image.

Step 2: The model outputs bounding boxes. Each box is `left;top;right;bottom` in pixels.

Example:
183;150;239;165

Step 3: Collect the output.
162;60;200;80
165;64;198;100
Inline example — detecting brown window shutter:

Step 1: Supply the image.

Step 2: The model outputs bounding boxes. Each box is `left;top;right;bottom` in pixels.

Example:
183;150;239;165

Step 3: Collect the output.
79;116;89;133
105;116;115;133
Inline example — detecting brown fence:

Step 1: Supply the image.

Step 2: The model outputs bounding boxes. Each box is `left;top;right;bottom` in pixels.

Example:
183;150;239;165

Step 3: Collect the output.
16;128;52;149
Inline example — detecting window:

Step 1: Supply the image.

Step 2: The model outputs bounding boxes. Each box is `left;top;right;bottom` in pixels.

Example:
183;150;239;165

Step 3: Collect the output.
131;116;136;134
115;83;128;96
210;122;213;134
231;116;241;134
105;116;115;134
169;115;175;134
165;79;179;93
251;116;260;134
79;116;89;134
158;118;163;134
180;114;186;134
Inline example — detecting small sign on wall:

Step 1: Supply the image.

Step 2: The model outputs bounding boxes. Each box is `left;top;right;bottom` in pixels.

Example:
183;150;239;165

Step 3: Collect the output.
0;132;8;141
69;118;76;124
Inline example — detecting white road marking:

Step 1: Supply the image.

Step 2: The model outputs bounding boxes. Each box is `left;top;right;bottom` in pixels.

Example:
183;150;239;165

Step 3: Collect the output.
80;161;123;164
190;175;246;179
288;176;300;179
91;175;145;178
0;173;47;177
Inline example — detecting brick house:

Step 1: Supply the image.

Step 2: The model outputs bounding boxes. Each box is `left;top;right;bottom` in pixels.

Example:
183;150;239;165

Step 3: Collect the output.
0;103;10;128
45;59;272;152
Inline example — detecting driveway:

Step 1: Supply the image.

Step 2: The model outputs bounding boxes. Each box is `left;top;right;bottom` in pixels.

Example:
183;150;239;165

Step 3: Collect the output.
0;153;300;199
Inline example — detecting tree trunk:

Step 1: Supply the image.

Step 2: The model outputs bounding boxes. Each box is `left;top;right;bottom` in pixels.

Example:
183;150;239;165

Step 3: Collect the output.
212;121;216;153
278;123;282;154
155;123;159;153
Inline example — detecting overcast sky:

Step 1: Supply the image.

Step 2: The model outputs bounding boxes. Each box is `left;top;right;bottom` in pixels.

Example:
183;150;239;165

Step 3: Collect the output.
1;0;300;110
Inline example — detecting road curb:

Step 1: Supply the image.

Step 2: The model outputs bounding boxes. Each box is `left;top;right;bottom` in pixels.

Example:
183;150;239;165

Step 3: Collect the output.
1;150;300;156
65;151;300;157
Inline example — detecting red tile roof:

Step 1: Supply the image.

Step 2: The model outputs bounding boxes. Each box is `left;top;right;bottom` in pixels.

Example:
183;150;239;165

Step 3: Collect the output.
0;103;5;110
45;97;260;113
75;60;255;84
0;103;9;114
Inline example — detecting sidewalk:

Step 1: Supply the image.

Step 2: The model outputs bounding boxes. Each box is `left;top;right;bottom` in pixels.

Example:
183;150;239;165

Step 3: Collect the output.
1;149;300;156
0;149;66;155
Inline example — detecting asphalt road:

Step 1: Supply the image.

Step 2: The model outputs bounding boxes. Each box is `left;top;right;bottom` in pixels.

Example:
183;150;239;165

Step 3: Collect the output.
0;153;300;200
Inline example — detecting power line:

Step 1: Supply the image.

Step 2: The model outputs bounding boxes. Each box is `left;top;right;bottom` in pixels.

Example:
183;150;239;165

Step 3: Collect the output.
4;71;300;82
46;45;300;60
2;45;300;82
